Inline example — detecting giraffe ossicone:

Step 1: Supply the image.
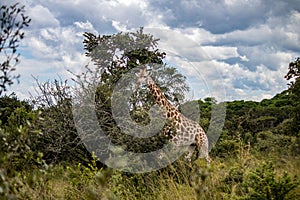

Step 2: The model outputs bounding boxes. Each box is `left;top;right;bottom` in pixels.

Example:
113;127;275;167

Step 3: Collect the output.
136;67;211;164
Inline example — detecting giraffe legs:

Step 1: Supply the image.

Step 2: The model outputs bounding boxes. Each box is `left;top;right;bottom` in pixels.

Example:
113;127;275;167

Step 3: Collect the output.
200;143;211;164
196;134;211;165
183;144;211;164
185;145;196;161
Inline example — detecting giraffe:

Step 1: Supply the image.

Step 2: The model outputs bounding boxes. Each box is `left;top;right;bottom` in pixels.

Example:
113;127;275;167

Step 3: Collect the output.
135;67;211;164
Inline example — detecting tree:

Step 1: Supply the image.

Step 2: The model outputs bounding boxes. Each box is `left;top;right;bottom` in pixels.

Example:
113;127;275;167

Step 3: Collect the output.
31;78;91;164
285;57;300;133
0;3;31;95
77;28;189;154
285;57;300;84
82;28;188;106
0;93;32;125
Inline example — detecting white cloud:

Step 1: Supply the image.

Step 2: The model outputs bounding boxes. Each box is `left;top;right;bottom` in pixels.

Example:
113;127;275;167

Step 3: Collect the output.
28;5;60;28
145;27;210;62
178;28;217;44
3;0;299;102
74;21;95;31
26;36;59;60
202;46;239;60
112;20;129;32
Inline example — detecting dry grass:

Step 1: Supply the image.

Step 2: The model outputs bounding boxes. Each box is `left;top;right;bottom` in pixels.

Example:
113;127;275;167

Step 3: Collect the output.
9;146;300;200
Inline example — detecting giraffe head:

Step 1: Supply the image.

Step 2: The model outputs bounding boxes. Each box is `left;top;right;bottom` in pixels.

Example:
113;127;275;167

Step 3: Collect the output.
135;67;153;89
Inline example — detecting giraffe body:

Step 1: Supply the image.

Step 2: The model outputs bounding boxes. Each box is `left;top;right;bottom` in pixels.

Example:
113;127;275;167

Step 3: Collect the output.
137;68;211;164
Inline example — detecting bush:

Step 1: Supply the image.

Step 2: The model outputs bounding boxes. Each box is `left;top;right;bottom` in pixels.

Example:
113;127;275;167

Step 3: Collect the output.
242;162;299;200
254;131;293;155
0;94;32;125
210;131;242;158
0;111;48;199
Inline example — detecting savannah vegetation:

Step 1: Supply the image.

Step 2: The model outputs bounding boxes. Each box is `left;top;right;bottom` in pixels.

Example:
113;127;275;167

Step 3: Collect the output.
1;3;300;200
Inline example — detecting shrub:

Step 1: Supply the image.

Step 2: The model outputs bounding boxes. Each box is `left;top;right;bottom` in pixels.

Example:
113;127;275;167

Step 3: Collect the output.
242;162;299;200
254;131;293;155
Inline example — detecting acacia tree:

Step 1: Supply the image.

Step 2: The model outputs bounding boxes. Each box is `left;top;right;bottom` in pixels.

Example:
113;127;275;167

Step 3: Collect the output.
0;3;31;95
79;28;189;154
285;57;300;133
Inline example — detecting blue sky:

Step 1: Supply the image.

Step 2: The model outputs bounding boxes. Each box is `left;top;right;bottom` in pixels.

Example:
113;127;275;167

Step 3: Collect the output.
4;0;300;101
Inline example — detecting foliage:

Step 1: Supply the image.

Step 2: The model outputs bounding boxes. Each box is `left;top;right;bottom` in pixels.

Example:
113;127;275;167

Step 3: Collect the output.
107;159;197;200
254;131;293;155
0;3;31;95
0;96;43;171
82;27;189;110
285;57;300;85
0;106;47;199
31;78;91;165
77;28;189;156
0;93;32;125
285;57;300;133
243;162;299;200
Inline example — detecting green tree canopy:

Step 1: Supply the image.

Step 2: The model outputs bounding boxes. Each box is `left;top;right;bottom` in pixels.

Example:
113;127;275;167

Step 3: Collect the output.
75;28;190;154
82;28;188;105
285;57;300;85
81;28;189;117
0;93;32;125
285;57;300;133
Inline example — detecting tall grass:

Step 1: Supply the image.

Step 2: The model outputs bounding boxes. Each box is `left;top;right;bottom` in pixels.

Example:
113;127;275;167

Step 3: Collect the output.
5;142;299;199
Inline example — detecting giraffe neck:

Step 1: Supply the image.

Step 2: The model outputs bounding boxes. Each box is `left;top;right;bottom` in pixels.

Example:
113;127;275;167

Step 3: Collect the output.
147;82;182;121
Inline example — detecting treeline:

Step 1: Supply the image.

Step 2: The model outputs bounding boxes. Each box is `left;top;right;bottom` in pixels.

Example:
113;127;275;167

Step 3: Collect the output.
174;88;298;161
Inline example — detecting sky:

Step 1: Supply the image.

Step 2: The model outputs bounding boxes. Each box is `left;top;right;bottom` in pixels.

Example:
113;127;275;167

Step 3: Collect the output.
3;0;300;102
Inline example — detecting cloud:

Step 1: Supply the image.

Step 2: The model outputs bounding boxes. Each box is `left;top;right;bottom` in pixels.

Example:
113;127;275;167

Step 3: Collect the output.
31;0;154;33
28;5;60;28
216;11;300;52
148;0;300;34
3;0;299;102
145;27;212;62
142;26;291;100
148;0;267;34
238;46;293;71
202;46;239;60
11;18;95;99
143;1;298;100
